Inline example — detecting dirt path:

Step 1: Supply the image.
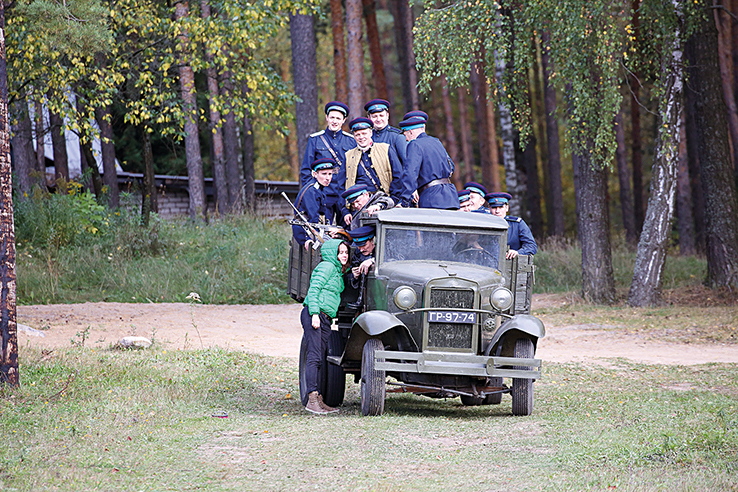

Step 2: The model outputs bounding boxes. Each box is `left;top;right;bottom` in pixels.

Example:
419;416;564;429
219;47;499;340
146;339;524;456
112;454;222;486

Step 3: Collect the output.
17;296;738;365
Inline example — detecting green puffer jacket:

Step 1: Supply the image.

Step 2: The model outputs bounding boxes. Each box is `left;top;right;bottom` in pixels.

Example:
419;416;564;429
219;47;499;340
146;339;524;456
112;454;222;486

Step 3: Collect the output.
304;239;345;318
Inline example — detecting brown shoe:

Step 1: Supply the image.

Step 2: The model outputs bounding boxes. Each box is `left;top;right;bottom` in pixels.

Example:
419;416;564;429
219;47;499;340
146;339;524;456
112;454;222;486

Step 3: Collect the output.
305;391;329;414
317;393;339;414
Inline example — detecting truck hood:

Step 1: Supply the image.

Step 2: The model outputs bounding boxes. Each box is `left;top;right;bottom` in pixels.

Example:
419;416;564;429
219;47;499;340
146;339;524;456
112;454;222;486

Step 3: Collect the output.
376;260;504;287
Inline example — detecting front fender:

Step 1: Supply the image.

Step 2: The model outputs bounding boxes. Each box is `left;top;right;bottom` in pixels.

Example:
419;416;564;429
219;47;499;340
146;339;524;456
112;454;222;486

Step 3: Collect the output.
486;314;546;356
341;311;419;364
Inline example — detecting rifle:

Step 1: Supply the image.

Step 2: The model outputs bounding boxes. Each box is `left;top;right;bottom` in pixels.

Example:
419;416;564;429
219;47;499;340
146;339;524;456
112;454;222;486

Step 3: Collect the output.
289;219;351;242
281;192;325;246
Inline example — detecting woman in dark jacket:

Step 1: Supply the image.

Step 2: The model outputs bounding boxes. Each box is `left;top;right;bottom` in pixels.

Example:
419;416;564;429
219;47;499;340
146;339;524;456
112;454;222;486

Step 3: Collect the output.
301;239;351;414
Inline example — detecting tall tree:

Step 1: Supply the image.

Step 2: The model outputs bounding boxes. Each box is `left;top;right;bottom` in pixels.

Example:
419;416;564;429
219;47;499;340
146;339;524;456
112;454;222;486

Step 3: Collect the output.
714;0;738;174
221;72;242;212
684;84;706;251
685;0;738;289
630;0;644;235
346;0;364;118
676;108;696;255
96;105;119;208
457;88;475;183
241;103;256;213
362;0;388;99
10;101;35;196
615;110;638;245
440;77;460;186
48;106;69;181
290;12;318;163
330;0;348;102
486;88;501;192
539;30;564;237
495;54;520;215
628;0;685;307
469;58;493;191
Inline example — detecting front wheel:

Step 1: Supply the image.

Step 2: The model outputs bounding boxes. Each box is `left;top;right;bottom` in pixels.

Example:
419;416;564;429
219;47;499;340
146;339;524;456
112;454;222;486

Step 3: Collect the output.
360;339;386;416
511;338;534;416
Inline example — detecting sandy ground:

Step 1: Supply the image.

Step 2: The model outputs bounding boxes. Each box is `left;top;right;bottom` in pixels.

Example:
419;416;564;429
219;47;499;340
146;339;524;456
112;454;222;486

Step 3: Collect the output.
16;295;738;365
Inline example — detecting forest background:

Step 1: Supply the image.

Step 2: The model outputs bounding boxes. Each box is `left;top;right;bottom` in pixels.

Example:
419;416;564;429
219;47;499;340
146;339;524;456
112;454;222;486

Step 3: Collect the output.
2;0;738;384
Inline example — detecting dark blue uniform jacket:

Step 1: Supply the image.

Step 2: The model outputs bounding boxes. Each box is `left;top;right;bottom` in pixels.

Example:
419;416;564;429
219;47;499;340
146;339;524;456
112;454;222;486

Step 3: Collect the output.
372;125;407;164
300;127;357;195
400;133;459;209
506;216;538;255
291;180;327;246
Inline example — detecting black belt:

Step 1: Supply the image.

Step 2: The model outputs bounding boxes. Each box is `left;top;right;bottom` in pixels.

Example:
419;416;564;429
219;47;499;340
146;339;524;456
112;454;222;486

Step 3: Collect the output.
417;177;451;194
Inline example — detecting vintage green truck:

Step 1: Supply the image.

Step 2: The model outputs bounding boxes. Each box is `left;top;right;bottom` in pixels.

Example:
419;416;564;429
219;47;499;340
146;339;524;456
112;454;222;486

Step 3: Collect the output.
288;208;544;416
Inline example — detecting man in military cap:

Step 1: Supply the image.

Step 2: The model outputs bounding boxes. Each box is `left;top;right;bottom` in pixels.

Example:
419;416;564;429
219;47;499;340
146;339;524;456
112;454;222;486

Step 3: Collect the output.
364;98;407;164
458;189;474;212
343;117;403;214
398;111;459;210
292;158;337;249
341;183;395;229
464;181;490;213
300;101;357;226
486;192;537;259
346;225;377;309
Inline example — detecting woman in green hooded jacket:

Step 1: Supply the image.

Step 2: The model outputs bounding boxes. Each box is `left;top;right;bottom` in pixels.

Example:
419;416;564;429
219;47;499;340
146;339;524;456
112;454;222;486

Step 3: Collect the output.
301;239;351;414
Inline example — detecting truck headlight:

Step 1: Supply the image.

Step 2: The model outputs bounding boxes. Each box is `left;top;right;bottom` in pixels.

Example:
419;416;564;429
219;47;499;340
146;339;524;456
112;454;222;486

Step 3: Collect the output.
490;287;513;311
393;286;417;310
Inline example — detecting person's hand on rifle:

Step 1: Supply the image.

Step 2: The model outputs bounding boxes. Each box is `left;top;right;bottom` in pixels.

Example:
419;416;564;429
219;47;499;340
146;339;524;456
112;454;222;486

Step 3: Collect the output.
304;239;314;251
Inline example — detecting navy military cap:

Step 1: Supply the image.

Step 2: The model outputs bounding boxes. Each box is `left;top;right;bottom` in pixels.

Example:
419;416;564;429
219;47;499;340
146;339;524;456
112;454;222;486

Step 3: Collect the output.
324;101;349;117
458;189;472;203
311;157;337;172
364;99;390;114
486;192;513;207
349;225;376;245
399;110;428;131
464;181;488;198
349;117;374;132
341;184;369;203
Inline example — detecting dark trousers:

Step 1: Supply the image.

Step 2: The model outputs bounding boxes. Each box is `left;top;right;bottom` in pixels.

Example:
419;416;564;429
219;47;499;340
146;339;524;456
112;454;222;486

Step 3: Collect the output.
301;306;332;394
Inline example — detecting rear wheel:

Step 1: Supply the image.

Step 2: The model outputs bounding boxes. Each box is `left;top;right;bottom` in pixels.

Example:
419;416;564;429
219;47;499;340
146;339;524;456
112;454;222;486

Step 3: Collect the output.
511;338;534;416
484;377;503;405
322;331;346;407
360;339;386;416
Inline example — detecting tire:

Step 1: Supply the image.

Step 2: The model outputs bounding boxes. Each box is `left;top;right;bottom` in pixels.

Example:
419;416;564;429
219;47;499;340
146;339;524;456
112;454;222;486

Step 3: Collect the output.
360;338;386;416
484;377;503;405
511;338;534;416
298;335;326;407
322;331;346;407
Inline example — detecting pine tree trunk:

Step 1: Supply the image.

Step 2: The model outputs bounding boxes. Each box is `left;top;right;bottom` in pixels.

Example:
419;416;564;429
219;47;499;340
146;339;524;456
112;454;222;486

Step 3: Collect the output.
201;0;229;214
175;0;206;220
96;105;119;208
684;85;705;252
457;88;475;183
396;0;418;110
540;30;564;237
615;110;637;245
330;0;348;103
34;99;47;186
469;59;493;191
221;71;242;213
290;13;318;163
10;100;34;196
631;0;644;235
440;77;460;186
48;107;69;182
572;142;615;304
362;0;387;100
486;89;501;192
0;10;19;386
676;108;696;255
628;4;684;307
714;0;738;174
346;0;364;118
520;130;543;239
685;0;738;289
141;126;157;225
389;0;410;113
241;105;256;213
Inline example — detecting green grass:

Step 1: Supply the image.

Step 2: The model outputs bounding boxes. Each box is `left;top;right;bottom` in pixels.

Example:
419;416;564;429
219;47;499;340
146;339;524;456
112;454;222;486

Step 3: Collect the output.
1;346;736;491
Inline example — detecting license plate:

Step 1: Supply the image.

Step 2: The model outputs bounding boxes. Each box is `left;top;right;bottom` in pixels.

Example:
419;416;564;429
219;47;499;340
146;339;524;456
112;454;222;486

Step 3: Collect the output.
428;311;477;324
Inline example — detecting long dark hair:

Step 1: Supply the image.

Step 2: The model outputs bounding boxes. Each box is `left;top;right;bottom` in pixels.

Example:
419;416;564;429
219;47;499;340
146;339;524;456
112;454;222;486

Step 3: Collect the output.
338;240;352;273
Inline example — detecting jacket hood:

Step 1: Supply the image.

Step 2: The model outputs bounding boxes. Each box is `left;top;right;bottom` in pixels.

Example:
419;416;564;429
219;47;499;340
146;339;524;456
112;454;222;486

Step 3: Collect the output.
321;239;343;268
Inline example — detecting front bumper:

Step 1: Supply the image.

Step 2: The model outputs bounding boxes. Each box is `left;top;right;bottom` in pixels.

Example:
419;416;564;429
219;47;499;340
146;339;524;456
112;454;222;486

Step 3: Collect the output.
374;350;541;379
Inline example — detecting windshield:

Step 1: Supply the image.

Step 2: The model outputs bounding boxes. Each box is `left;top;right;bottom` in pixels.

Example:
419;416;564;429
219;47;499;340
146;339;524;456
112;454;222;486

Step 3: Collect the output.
382;226;502;270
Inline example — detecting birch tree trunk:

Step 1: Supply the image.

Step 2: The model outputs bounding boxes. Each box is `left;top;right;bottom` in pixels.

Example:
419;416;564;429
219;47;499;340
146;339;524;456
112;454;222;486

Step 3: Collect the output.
495;53;519;216
0;8;18;386
330;0;348;103
628;1;684;307
201;0;228;214
175;0;206;220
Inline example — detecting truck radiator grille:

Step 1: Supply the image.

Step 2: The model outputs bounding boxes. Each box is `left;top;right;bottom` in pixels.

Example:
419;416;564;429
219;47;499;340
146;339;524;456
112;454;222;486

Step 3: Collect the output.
428;288;475;349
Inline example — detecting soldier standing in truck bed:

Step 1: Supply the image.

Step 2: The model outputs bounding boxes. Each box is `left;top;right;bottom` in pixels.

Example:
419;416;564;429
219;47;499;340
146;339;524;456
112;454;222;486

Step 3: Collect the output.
300;101;356;226
364;98;407;165
398;111;459;210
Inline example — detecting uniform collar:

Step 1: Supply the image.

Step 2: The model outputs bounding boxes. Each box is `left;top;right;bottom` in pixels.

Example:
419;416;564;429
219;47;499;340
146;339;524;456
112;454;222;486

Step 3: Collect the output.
374;125;387;133
326;127;341;138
